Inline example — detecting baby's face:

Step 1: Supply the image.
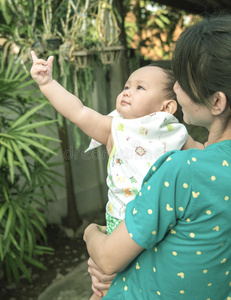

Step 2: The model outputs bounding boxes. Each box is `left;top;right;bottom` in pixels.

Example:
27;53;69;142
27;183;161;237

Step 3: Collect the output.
116;66;167;119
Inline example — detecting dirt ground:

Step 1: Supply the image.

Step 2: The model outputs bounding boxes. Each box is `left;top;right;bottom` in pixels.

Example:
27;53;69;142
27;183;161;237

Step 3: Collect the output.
0;222;92;300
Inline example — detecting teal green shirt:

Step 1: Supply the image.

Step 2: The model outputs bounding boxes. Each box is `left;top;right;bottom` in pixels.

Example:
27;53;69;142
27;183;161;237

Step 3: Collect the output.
103;141;231;299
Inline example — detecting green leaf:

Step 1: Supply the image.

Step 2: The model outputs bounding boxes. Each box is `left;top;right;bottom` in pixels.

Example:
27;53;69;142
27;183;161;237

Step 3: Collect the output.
4;204;14;239
18;136;57;155
147;19;154;27
2;185;10;202
9;234;20;251
41;170;65;186
5;55;16;80
23;254;47;270
28;205;46;227
10;102;47;129
17;140;48;168
0;49;4;73
26;229;34;257
15;257;31;281
23;196;47;209
16;78;35;90
15;210;26;257
0;0;13;24
30;219;46;241
0;133;16;141
0;139;13;151
159;14;170;24
7;147;14;183
0;235;4;260
3;236;12;258
5;255;13;284
20;132;60;142
8;252;20;283
0;146;6;167
14;67;32;82
0;202;9;222
155;18;165;28
35;245;54;253
8;58;22;80
11;140;30;180
14;120;57;133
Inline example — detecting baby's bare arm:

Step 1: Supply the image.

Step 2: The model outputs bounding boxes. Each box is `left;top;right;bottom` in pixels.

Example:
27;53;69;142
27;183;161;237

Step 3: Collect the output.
40;80;112;145
30;51;111;145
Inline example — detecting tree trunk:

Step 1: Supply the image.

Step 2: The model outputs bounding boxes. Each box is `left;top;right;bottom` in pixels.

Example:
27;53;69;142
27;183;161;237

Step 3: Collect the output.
58;116;82;230
115;0;130;78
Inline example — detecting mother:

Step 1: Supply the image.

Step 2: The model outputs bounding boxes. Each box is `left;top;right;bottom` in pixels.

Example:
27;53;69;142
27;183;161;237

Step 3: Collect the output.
84;14;231;299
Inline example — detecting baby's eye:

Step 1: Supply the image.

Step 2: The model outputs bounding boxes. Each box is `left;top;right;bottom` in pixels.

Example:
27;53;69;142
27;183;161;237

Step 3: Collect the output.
137;85;144;90
124;86;129;90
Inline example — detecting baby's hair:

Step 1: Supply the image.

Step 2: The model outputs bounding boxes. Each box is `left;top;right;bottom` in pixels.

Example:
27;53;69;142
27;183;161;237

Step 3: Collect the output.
148;62;176;101
147;63;183;121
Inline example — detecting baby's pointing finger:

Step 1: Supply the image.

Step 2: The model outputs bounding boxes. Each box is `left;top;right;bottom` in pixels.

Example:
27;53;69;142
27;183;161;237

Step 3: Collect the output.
31;50;38;62
31;51;47;65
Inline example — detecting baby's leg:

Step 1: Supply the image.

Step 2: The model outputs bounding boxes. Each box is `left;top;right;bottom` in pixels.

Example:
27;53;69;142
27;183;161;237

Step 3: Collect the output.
105;212;122;235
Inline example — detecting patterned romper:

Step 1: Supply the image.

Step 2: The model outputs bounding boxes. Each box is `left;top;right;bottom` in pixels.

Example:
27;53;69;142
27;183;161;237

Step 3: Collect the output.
87;111;188;234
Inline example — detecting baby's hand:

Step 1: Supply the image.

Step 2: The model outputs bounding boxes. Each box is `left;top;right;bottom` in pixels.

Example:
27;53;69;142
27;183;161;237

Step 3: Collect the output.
30;51;54;87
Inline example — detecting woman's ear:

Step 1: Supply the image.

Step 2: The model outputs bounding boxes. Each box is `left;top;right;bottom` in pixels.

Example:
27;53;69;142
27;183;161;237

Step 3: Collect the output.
161;100;177;115
211;92;228;116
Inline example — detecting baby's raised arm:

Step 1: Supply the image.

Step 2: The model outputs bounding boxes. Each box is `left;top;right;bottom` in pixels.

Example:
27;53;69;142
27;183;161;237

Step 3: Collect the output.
30;51;112;146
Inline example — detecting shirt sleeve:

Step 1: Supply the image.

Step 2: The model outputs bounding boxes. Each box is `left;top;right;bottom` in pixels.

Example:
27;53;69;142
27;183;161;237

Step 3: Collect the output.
125;150;192;249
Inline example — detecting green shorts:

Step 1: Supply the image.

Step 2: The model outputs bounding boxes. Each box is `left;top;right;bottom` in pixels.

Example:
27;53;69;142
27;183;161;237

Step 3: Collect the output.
105;212;122;235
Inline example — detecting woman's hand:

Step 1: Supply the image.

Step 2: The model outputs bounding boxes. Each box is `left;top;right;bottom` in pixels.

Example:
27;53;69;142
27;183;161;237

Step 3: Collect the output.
88;257;116;297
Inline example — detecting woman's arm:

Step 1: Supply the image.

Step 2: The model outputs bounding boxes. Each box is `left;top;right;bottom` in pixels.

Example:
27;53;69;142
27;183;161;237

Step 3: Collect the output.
83;221;143;275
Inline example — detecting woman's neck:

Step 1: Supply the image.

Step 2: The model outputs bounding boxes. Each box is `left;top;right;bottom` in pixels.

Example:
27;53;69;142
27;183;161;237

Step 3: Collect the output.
207;117;231;146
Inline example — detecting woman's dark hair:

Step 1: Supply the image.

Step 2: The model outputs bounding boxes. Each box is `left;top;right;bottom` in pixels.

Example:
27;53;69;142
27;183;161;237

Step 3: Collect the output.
172;14;231;107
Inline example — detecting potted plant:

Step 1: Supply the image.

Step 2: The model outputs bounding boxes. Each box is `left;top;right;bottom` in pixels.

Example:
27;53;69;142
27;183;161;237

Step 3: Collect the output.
58;0;95;69
96;0;124;64
41;0;61;50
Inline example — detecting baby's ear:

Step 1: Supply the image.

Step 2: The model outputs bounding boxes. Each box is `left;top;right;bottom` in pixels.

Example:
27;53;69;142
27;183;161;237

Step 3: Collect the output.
161;100;177;115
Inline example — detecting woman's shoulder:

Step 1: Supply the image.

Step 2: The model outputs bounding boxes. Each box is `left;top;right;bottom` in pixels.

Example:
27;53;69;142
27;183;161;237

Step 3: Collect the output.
149;143;228;179
156;143;229;175
145;148;204;180
145;149;193;180
156;148;202;165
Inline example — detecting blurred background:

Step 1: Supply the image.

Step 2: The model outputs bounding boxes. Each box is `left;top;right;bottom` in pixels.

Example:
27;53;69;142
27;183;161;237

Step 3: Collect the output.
0;1;229;299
